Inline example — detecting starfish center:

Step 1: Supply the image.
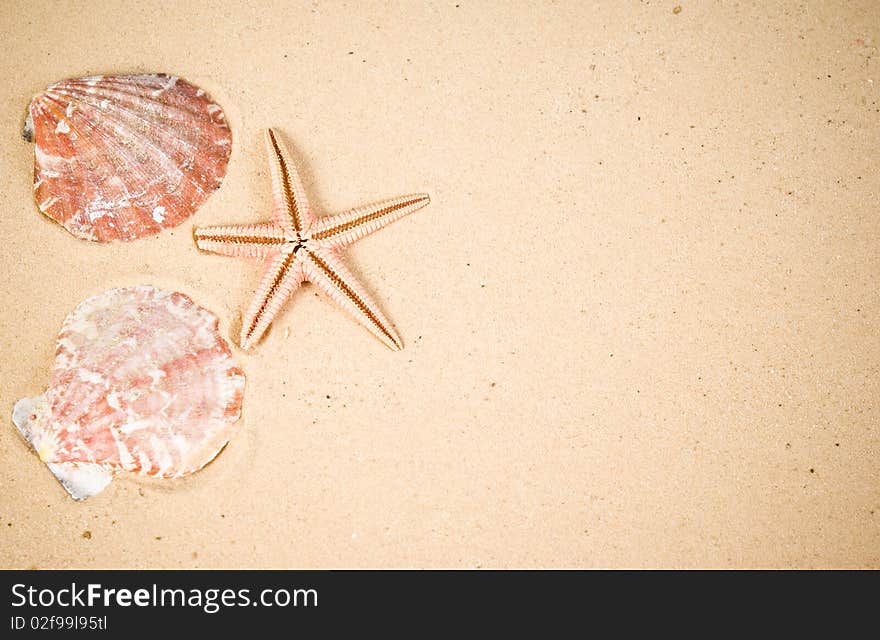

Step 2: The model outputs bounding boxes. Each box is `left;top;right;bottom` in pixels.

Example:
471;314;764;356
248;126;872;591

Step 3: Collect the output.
283;237;308;255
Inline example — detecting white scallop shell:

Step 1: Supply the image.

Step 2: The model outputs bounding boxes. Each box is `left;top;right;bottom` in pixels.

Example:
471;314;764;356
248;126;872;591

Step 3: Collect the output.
12;286;245;500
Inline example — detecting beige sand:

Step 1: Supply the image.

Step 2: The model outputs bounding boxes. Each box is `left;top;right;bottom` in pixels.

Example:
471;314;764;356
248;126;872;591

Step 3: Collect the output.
0;1;877;568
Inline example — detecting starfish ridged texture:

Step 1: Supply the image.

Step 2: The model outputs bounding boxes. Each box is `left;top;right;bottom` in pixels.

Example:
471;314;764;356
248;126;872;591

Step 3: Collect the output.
194;128;430;351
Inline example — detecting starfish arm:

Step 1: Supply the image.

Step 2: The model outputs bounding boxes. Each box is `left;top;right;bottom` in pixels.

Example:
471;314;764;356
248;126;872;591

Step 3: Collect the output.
194;223;288;258
265;128;313;235
301;247;403;351
310;193;430;249
240;250;304;350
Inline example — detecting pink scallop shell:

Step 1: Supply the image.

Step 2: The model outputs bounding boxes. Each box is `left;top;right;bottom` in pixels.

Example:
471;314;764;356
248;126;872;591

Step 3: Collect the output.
12;286;245;500
26;74;232;242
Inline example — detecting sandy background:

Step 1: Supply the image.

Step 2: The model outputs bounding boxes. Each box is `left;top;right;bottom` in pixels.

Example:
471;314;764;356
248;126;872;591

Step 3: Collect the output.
0;0;877;568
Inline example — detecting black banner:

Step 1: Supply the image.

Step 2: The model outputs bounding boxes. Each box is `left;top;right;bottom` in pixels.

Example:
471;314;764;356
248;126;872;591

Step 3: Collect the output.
0;570;875;634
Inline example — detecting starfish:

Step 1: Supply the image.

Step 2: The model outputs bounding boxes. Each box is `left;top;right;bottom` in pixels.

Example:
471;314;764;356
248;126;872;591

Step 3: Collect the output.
194;128;430;351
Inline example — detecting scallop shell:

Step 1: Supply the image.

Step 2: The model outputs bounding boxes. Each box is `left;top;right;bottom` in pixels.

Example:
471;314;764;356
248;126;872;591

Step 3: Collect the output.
25;74;232;242
12;286;245;500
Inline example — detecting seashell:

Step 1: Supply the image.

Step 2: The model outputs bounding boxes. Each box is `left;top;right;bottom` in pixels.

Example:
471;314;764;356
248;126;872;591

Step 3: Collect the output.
24;74;232;242
12;286;245;500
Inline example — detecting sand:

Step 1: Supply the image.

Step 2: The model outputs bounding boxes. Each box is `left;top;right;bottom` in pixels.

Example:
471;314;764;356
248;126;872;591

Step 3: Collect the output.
0;1;877;568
